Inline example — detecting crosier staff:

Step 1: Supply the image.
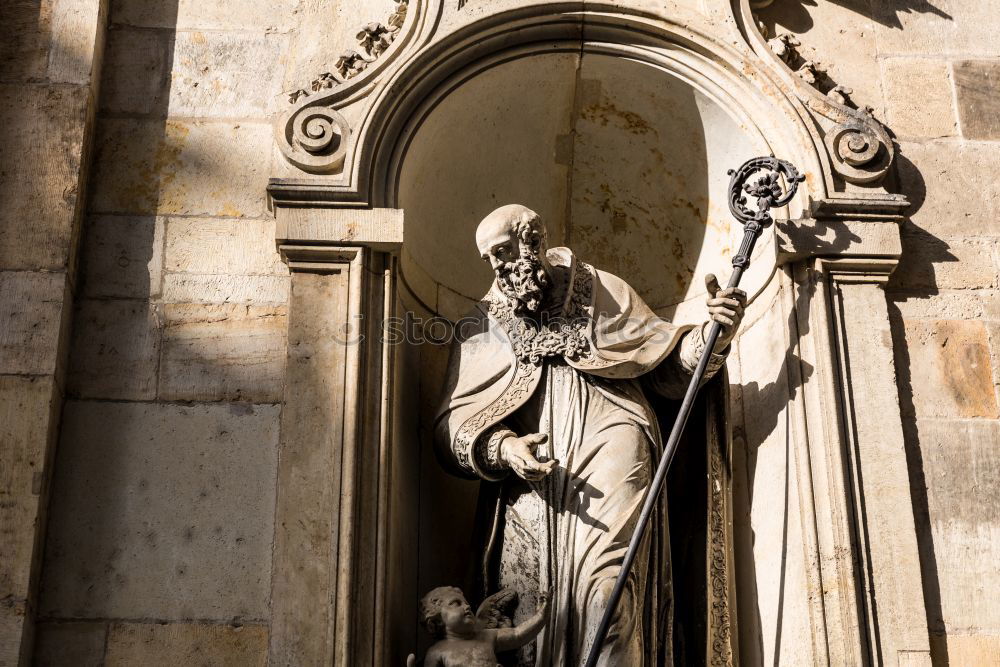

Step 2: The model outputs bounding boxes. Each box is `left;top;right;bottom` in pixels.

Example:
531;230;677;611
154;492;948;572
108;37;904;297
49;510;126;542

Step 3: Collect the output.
582;156;804;667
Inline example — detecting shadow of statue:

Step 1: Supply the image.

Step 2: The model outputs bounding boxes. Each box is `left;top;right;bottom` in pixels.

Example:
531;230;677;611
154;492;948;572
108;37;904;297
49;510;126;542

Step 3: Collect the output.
733;145;956;666
884;150;954;666
757;0;952;35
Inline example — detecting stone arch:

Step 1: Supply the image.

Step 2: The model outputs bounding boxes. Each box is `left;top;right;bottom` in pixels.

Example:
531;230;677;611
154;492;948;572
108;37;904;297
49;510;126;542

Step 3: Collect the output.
265;2;927;665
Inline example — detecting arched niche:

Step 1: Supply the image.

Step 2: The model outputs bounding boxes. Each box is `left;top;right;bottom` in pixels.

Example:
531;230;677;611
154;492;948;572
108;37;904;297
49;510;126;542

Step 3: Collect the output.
266;3;928;665
389;43;788;662
395;50;776;325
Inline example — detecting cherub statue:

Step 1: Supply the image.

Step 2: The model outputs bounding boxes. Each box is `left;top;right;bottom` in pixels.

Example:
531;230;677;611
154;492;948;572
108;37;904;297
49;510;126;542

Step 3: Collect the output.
406;587;547;667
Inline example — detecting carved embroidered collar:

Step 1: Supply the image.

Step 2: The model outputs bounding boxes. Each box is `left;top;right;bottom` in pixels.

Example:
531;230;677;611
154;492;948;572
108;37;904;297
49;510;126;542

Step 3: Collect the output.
485;249;595;366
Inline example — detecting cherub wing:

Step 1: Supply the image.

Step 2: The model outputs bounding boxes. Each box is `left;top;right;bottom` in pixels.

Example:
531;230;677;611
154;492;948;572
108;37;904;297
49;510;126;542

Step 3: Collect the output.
476;587;518;629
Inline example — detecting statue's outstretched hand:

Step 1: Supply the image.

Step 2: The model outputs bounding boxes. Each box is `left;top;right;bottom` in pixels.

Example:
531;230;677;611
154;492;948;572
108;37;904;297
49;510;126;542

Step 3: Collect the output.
705;273;747;351
500;433;558;482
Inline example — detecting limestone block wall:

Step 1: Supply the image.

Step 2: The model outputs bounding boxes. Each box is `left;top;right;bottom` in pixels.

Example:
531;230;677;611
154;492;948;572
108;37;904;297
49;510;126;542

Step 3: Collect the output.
29;0;295;663
0;0;105;662
2;0;996;665
757;1;1000;664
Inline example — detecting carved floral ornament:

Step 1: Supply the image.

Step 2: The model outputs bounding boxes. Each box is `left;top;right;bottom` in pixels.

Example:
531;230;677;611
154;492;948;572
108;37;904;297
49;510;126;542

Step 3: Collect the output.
750;4;893;184
288;1;409;104
273;0;898;188
279;0;409;173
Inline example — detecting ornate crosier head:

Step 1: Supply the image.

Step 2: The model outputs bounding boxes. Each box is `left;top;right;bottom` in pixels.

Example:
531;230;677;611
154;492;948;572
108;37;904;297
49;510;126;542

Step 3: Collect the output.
420;586;476;639
476;204;551;316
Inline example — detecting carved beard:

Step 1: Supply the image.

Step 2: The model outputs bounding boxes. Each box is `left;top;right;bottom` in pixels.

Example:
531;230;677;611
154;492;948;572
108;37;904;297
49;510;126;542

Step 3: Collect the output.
495;245;550;316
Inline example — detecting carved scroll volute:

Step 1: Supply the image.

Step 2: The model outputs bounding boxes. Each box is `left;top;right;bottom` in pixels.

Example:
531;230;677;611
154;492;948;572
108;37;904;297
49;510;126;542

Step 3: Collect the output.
737;0;894;185
821;110;893;184
278;0;412;174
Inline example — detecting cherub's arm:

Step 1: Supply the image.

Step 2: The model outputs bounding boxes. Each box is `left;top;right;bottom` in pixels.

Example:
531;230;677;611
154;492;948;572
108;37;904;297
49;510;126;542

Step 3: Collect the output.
493;598;548;652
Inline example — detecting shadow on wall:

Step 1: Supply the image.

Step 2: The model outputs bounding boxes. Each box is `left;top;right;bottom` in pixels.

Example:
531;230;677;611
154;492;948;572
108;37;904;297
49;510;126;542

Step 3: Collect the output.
735;145;956;665
756;0;951;34
35;0;217;643
731;197;870;664
885;151;954;666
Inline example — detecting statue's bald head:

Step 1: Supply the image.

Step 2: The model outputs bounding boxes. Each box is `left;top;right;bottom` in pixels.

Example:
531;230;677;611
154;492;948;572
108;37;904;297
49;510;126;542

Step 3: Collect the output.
475;204;547;266
475;204;551;314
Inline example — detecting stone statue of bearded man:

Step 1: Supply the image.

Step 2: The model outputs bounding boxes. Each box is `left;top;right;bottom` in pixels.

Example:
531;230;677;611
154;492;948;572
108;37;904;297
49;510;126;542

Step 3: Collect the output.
434;204;746;666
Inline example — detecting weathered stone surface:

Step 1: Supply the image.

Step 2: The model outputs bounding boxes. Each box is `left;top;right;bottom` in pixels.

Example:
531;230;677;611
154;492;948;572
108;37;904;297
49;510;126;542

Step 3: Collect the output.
889;289;989;321
105;622;267;666
758;0;884;111
400;246;438;314
901;319;998;419
161;274;290;305
111;0;299;31
0;612;29;667
947;635;1000;665
0;271;68;376
269;268;348;666
39;401;279;620
90;119;271;218
48;0;105;85
870;1;1000;57
274;207;404;250
0;376;58;614
164;218;285;277
982;289;1000;322
735;291;819;666
892;233;999;291
168;32;286;118
0;0;51;82
67;299;161;400
881;58;956;139
159;304;286;402
80;215;164;299
279;0;396;96
99;27;169;116
896;142;1000;238
953;60;1000;140
33;621;107;667
436;284;476;323
917;419;1000;632
0;84;88;271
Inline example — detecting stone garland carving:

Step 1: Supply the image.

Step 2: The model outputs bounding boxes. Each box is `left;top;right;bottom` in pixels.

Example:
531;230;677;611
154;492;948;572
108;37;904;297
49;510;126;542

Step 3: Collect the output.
279;0;409;173
756;21;893;184
287;0;409;104
766;32;799;66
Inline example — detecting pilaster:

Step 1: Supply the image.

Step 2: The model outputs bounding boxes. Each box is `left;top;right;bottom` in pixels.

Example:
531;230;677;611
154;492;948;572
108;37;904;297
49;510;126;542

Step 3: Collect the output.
808;256;932;666
267;194;403;666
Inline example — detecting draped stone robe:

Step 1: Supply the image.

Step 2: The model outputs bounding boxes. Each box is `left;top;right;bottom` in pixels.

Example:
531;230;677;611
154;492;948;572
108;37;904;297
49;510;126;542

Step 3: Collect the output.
434;248;735;666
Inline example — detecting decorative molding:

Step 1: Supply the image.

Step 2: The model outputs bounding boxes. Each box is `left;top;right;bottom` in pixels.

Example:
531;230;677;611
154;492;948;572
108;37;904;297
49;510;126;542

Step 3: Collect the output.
287;1;409;104
273;2;904;195
278;244;364;272
270;245;399;665
815;256;899;283
278;0;412;174
744;1;895;185
810;257;934;661
775;195;907;265
271;204;404;251
766;32;799;66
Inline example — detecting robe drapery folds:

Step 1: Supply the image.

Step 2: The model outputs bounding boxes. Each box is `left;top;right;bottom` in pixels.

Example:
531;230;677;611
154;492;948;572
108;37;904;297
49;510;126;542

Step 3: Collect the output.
434;248;737;665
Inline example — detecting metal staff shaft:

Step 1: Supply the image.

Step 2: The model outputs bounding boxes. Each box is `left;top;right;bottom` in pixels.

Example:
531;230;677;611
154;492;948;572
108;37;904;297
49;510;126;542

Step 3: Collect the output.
582;157;802;667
